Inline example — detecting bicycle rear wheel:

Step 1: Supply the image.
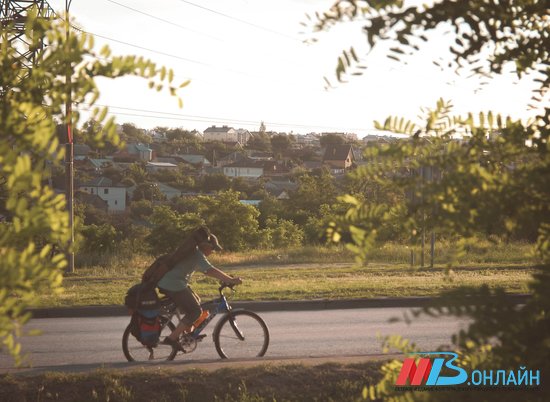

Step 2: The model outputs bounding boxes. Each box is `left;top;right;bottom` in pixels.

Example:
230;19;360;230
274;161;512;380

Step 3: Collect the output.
122;316;177;362
213;310;269;359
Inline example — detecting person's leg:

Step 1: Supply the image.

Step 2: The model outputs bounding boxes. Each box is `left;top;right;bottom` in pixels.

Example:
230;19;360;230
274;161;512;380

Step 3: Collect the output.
164;287;202;341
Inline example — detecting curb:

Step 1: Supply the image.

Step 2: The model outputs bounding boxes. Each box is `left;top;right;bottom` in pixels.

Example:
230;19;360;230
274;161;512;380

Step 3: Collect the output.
28;294;531;319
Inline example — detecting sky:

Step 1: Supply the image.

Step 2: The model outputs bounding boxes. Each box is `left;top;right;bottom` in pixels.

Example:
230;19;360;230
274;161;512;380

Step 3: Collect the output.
46;0;543;138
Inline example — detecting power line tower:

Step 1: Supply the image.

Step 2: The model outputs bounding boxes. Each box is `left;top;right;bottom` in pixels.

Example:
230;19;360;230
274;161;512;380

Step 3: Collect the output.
2;1;75;274
1;1;55;75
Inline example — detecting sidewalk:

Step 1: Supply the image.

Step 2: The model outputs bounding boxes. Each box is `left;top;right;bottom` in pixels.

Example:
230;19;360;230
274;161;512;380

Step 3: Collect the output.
29;294;531;318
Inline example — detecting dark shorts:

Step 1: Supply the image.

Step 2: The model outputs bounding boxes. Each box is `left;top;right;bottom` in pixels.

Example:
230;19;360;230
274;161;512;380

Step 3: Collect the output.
159;286;202;326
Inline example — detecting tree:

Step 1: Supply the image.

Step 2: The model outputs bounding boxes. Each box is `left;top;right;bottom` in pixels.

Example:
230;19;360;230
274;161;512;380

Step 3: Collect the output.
313;0;549;99
120;123;150;144
146;206;204;255
270;134;292;157
132;182;167;202
196;190;264;251
247;133;272;152
314;1;549;401
198;174;231;193
287;170;337;225
0;10;183;364
319;133;345;147
80;224;118;254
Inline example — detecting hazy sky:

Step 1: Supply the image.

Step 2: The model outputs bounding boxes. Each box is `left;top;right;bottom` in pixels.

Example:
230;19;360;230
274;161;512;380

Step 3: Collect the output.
47;0;542;137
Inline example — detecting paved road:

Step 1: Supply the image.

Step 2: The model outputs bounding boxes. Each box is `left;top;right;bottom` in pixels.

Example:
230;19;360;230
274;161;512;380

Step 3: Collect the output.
0;307;469;374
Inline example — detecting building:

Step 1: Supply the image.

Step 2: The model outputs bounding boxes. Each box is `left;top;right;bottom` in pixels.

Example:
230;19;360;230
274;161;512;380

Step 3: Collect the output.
146;161;179;173
222;158;264;179
127;143;153;161
323;144;356;172
203;125;238;143
79;177;127;213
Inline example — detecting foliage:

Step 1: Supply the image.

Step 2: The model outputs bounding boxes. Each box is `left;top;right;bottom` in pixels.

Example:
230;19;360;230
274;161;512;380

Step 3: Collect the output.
80;224;118;254
331;102;550;400
0;9;183;364
287;170;337;224
132;182;167;202
320;133;345;147
129;199;154;220
270;134;292;157
313;1;549;400
247;132;271;152
146;206;204;255
264;218;304;249
198;173;232;193
195;190;264;251
120;123;150;144
312;0;549;103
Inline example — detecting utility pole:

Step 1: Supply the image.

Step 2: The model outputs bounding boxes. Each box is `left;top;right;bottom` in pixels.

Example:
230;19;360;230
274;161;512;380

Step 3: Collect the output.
65;0;74;273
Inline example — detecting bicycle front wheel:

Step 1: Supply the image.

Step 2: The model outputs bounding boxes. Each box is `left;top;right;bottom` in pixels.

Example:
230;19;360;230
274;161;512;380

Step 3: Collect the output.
122;316;177;362
213;310;269;359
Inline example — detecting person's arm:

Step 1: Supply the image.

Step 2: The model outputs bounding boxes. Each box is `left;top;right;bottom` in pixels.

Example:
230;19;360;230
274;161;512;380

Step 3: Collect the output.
205;267;242;285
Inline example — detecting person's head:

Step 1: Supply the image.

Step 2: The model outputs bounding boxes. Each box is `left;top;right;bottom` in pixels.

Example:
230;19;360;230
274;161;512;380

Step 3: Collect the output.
198;233;222;256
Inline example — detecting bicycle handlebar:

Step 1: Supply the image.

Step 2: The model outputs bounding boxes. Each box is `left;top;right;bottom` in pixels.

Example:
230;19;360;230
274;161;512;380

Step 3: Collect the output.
218;282;236;293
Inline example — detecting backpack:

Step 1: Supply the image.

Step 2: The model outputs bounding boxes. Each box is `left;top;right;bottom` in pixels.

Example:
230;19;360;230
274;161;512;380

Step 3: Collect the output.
141;226;211;286
124;283;161;346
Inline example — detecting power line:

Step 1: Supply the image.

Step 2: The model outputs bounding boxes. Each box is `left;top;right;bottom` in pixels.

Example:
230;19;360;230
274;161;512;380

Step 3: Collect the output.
102;0;302;68
74;27;214;67
76;102;375;132
104;0;224;43
175;0;302;42
70;25;324;93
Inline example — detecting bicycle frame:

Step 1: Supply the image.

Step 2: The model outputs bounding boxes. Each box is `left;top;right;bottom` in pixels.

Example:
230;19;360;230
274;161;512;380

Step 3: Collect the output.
159;284;235;340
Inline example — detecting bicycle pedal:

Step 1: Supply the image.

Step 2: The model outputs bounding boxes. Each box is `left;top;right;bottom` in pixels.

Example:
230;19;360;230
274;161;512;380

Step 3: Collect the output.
196;334;207;341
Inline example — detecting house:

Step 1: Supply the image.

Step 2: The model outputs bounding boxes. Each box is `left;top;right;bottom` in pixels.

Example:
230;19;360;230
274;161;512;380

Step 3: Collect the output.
127;182;183;200
295;133;321;148
146;161;179;173
79;158;115;173
127;143;153;161
203;125;238;143
240;199;261;207
156;183;183;200
175;154;211;167
264;179;298;199
78;177;127;213
323;144;356;171
262;160;291;177
217;151;247;167
303;161;323;171
74;144;92;160
223;158;264;179
248;151;273;161
235;129;251;145
147;129;166;143
75;190;108;212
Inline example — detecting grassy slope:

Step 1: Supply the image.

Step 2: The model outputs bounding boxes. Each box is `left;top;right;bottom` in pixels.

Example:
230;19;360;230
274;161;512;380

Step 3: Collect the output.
36;242;537;308
0;362;382;402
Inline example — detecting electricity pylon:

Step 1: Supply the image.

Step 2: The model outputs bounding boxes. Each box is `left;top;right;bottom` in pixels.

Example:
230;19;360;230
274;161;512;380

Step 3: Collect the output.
2;1;76;273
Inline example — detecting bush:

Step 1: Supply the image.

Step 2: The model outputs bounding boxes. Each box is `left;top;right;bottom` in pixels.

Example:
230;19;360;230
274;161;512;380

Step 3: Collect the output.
264;218;304;249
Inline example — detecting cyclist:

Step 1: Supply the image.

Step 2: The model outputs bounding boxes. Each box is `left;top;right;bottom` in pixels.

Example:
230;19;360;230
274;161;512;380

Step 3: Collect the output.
157;233;241;350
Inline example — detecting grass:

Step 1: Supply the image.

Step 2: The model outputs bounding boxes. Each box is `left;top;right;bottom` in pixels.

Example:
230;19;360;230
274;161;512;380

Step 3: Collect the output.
35;242;538;308
0;362;382;402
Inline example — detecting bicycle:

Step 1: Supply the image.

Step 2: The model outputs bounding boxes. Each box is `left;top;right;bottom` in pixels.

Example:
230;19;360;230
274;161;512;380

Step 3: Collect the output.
122;283;270;362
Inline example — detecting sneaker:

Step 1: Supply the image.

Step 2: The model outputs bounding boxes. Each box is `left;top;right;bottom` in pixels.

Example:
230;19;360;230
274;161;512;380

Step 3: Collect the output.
160;337;183;351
